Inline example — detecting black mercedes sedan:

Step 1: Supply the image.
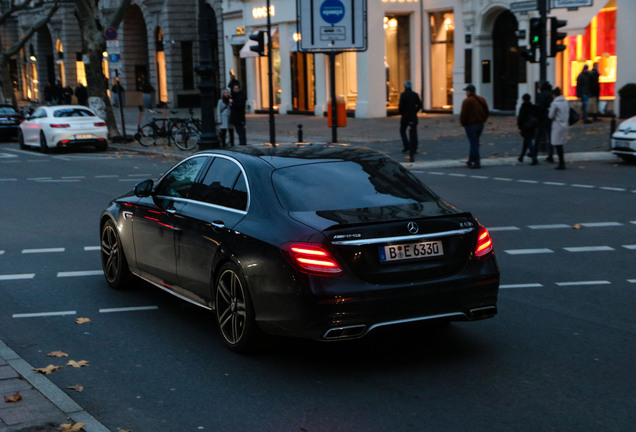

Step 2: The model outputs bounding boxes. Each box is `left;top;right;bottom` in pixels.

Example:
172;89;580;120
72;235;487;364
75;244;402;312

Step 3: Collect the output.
0;105;24;138
100;144;499;352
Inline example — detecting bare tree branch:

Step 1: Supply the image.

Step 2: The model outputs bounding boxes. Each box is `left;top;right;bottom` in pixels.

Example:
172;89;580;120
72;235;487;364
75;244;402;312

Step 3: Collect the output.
3;0;59;58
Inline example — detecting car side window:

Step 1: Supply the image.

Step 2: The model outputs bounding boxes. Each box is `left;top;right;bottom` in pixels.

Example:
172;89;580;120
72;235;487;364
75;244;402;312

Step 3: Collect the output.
194;157;248;211
32;109;46;118
155;156;208;199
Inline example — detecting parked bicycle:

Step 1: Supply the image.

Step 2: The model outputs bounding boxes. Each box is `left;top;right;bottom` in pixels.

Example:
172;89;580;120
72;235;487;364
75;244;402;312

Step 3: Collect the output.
135;107;196;150
173;108;201;151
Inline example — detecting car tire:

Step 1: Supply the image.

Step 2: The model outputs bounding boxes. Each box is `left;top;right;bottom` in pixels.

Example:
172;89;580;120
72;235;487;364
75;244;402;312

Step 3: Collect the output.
18;130;26;149
214;263;259;353
100;219;132;289
39;132;49;153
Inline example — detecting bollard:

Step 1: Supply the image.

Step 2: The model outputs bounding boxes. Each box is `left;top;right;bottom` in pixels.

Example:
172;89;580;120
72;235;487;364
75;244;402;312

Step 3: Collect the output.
297;123;303;143
610;115;617;150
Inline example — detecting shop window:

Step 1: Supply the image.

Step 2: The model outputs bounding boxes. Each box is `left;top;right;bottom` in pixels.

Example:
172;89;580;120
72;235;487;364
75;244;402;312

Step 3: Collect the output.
430;11;454;109
562;2;615;99
257;28;280;109
385;15;411;109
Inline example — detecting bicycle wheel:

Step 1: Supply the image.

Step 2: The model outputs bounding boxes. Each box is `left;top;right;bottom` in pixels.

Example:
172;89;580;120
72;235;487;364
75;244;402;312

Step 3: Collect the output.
174;125;199;151
137;124;155;147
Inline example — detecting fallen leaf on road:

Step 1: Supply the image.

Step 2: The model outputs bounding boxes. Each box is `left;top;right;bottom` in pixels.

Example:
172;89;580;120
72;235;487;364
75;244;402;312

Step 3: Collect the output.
572;224;582;230
60;422;85;431
47;350;69;357
67;360;90;368
67;385;84;392
76;317;91;324
34;364;63;375
3;392;22;403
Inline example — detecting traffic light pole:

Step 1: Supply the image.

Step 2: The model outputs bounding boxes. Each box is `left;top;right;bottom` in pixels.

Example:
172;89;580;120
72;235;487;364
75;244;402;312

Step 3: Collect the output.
539;0;548;84
266;0;276;146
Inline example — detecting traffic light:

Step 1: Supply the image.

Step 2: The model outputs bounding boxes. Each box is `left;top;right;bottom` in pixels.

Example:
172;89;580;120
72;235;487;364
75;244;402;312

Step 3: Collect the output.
529;18;543;52
520;46;537;63
249;30;266;56
549;17;567;57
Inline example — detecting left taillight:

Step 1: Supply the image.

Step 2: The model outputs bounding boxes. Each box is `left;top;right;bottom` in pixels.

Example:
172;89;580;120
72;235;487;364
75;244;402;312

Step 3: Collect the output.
94;122;106;127
474;226;494;258
281;243;343;276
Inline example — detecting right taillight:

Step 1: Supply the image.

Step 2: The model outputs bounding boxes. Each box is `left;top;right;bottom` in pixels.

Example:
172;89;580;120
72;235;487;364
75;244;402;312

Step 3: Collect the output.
281;243;343;276
474;226;493;258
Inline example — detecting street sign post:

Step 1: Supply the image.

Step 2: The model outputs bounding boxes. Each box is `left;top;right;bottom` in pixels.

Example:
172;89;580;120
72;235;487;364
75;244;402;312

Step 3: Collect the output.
297;0;367;143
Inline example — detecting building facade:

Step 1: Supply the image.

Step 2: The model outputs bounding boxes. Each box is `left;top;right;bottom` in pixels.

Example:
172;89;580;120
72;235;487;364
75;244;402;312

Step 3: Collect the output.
5;0;630;117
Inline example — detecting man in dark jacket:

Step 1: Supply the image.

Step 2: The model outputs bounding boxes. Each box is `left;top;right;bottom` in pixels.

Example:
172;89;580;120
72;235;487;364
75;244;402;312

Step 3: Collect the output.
230;83;247;146
576;65;592;123
517;93;538;165
75;83;88;106
535;81;554;162
398;80;422;162
460;84;489;168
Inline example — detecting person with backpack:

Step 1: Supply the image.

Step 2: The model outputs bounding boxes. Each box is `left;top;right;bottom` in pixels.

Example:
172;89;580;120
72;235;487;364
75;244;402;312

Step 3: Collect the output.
517;93;538;165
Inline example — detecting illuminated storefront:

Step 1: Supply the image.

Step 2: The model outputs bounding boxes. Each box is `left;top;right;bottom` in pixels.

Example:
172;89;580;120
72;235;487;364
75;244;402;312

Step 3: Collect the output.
560;1;616;101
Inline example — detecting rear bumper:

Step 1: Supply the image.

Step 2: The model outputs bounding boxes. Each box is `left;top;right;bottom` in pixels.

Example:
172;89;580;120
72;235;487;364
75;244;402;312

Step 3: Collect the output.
255;258;500;340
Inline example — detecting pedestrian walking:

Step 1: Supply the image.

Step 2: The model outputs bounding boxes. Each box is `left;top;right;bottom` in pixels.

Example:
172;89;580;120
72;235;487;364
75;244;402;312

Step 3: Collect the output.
517;93;538;165
111;80;124;108
216;88;234;147
398;80;422;162
589;63;600;121
459;84;489;168
548;87;569;170
44;82;54;105
230;83;247;146
535;81;554;162
576;64;592;123
54;81;63;104
75;83;88;106
62;84;73;104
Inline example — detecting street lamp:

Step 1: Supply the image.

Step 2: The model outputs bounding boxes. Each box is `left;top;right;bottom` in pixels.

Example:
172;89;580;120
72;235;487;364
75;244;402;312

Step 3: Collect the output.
196;0;219;150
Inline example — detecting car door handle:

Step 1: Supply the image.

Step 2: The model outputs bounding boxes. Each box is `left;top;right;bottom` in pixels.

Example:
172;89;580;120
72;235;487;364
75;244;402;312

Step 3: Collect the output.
166;208;177;215
211;220;225;229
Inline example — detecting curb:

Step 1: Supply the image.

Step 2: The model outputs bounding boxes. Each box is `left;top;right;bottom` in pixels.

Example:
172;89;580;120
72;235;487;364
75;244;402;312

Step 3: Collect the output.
0;339;111;432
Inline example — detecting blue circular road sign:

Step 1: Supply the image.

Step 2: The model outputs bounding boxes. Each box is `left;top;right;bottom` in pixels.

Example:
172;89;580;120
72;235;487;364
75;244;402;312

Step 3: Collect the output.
320;0;345;25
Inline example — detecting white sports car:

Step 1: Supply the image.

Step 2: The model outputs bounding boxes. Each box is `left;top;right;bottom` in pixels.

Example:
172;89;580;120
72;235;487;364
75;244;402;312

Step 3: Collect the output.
19;105;108;152
611;115;636;162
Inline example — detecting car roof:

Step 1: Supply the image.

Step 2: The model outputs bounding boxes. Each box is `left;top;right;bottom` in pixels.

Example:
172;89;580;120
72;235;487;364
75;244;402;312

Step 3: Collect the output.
196;143;391;169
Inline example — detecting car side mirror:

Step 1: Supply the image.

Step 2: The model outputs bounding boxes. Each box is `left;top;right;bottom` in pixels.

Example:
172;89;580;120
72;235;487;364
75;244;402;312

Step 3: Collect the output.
134;179;154;197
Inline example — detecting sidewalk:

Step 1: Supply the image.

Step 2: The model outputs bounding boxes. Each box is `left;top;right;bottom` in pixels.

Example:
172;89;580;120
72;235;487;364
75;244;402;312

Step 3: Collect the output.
110;105;618;166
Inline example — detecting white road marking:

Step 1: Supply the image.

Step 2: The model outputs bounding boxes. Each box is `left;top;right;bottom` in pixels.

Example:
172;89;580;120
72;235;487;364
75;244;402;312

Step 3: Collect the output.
99;306;159;313
628;280;636;284
57;270;103;278
556;280;611;287
580;222;623;228
563;246;615;252
84;246;100;251
470;175;488;179
543;182;566;186
528;224;571;229
0;178;18;181
572;184;595;189
0;274;35;281
623;245;636;250
27;177;52;181
488;226;521;231
600;187;627;192
505;248;554;255
13;311;76;318
518;179;539;184
500;283;543;289
493;177;513;181
95;175;118;178
22;248;65;254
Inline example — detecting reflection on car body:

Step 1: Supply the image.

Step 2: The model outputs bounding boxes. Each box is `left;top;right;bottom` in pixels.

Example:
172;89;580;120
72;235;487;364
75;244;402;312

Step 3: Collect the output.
611;115;636;162
100;144;500;353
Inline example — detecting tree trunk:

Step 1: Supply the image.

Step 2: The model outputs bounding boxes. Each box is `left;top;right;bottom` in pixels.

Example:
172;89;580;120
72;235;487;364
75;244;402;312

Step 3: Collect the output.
84;47;119;137
0;56;16;107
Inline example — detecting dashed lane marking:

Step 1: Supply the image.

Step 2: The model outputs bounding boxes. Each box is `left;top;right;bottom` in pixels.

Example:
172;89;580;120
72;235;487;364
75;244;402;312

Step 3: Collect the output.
11;306;159;319
57;270;103;278
505;248;554;255
528;224;571;229
22;248;65;254
563;246;614;252
99;306;159;313
13;311;76;318
0;274;35;281
556;280;612;287
500;283;543;289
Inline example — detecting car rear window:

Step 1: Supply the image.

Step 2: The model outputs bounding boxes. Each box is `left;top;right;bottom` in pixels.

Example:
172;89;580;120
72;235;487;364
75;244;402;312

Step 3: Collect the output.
272;161;438;212
53;108;95;117
0;107;17;115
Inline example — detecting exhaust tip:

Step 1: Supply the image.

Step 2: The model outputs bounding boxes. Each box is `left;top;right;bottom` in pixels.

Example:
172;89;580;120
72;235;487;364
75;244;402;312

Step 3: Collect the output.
323;324;367;340
468;305;497;320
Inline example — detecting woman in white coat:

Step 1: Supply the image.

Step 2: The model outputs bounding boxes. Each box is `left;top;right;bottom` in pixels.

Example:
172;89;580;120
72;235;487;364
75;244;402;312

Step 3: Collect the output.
216;89;234;146
548;87;569;170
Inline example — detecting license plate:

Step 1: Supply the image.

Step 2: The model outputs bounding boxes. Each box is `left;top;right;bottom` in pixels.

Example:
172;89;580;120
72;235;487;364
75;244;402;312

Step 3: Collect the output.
379;240;444;262
74;134;93;139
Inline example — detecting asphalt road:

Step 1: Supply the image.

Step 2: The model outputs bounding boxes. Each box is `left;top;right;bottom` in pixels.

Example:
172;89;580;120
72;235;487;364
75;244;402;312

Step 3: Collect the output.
1;143;635;432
